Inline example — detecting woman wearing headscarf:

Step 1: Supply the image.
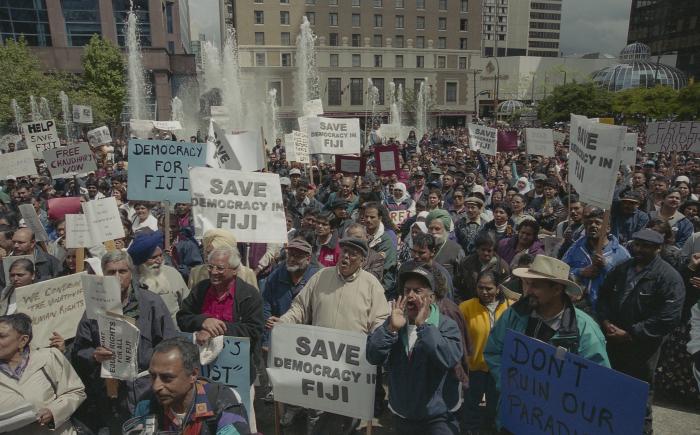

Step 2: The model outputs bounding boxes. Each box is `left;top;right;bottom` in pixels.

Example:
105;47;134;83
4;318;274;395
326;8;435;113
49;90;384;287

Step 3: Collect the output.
188;229;259;290
385;182;416;216
398;221;428;266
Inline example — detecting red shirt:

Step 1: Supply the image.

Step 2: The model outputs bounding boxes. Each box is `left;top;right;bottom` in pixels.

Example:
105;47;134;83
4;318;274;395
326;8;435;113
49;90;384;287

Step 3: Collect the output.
201;280;236;322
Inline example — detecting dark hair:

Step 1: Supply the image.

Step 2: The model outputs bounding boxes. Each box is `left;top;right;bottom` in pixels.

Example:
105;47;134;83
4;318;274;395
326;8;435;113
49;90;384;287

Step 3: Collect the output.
516;253;535;267
474;233;497;250
428;188;442;200
662;188;682;199
413;232;437;252
0;313;33;344
584;207;605;220
564;194;580;205
492;202;512;216
0;224;14;240
152;337;200;372
8;258;34;275
302;209;318;218
476;269;505;287
517;219;540;235
647;218;673;242
511;193;526;203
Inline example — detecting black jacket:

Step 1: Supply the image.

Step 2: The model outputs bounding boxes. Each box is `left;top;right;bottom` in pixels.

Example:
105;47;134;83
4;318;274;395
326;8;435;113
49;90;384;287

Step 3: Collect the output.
177;277;264;383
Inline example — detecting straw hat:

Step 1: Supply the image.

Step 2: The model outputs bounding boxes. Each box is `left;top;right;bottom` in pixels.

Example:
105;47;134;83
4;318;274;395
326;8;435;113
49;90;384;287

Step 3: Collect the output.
512;255;582;297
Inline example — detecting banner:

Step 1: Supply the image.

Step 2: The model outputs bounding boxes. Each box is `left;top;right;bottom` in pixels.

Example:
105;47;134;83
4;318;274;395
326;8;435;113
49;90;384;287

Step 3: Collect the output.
81;275;123;320
22;120;59;158
525;128;555;157
297;117;311;136
267;324;376;420
468;123;497;156
189;167;287;243
18;203;49;242
65;214;94;248
87;126;112;146
374;145;399;175
622;133;638;167
307;117;361;155
303;99;324;117
501;330;648;435
43;142;96;178
127;139;207;203
646;121;700;153
569;114;625;209
48;197;82;222
98;312;140;381
389;209;411;227
379;124;401;140
200;337;251;415
497;130;519;152
152;120;182;131
222;131;265;172
0;149;37;178
15;273;86;349
82;197;125;243
335;155;366;175
72;105;93;124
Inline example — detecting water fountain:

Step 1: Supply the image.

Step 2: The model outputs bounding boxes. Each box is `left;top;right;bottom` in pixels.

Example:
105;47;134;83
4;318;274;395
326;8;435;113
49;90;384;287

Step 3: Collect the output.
416;79;428;135
39;97;52;120
295;16;320;116
11;99;22;133
59;91;71;142
171;96;184;124
29;95;41;122
267;88;280;146
220;28;244;130
388;83;403;126
125;9;149;120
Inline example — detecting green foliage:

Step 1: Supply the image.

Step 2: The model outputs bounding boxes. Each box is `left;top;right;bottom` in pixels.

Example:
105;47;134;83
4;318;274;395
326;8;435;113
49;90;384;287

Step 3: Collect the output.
676;82;700;120
537;82;613;124
612;86;679;122
80;35;126;126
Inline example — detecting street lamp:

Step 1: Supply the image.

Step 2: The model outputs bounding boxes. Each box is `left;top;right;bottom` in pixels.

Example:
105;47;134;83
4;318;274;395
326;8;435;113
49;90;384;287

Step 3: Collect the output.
469;69;483;116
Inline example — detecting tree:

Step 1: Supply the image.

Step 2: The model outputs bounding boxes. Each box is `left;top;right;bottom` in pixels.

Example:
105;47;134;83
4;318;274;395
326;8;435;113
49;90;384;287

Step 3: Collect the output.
676;82;700;121
80;35;126;127
612;85;679;123
537;82;613;125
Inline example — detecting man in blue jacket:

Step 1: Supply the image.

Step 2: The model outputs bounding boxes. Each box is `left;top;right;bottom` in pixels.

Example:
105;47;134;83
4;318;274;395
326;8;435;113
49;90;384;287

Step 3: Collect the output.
367;265;463;435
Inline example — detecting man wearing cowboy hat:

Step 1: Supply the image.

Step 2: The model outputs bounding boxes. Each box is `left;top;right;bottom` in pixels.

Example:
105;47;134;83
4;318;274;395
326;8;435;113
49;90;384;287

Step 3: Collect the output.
484;255;610;419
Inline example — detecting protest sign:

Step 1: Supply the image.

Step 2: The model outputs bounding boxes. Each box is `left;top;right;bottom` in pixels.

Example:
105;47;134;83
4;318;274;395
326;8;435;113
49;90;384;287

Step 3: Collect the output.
189;167;287;243
267;324;376;420
2;255;34;286
65;214;94;248
152;120;182;131
129;120;154;138
98;312;140;381
0;149;37;178
497;130;519;152
553;130;567;143
389;210;411;227
127;139;206;203
43;142;96;178
297;117;310;136
468;123;497;156
622;133;638;167
303;99;324;117
200;337;252;415
645;121;700;153
87;126;112;146
292;130;310;164
206;121;236;169
18;203;49;242
223;131;265;172
335;155;366;175
501;329;648;435
82;275;123;320
48;197;82;221
307;117;361;155
72;105;93;124
374;145;399;175
525;128;555;157
284;133;296;161
15;273;86;348
569;114;625;209
379;124;401;140
82;197;125;243
22;120;59;158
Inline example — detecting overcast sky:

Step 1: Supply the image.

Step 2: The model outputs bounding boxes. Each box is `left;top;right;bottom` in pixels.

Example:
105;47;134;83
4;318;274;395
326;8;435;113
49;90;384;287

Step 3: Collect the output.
188;0;632;56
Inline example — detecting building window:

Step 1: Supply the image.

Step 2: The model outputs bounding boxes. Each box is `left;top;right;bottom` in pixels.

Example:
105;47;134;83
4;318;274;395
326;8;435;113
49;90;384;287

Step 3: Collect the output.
416;55;424;68
255;32;265;45
459;56;467;69
446;82;458;103
395;0;405;7
306;0;316;4
281;0;289;3
439;0;448;11
438;37;447;48
168;41;175;53
530;12;561;20
281;53;293;66
374;54;383;67
438;17;447;30
374;14;383;27
329;0;338;5
329;13;338;26
416;0;425;8
114;0;151;46
352;0;361;6
329;33;339;46
460;19;468;31
351;78;364;105
460;0;468;12
416;16;425;29
460;38;468;49
255;53;266;66
394;35;404;48
372;78;385;104
414;78;424;95
352;53;361;66
306;12;315;24
395;55;403;68
394;78;406;92
165;2;174;33
281;32;291;45
395;15;404;28
254;10;264;24
255;0;263;3
62;0;101;46
437;56;446;68
280;11;290;25
328;78;342;105
415;36;424;48
373;34;383;46
529;40;559;48
330;53;339;67
352;13;361;27
352;33;361;47
373;0;382;7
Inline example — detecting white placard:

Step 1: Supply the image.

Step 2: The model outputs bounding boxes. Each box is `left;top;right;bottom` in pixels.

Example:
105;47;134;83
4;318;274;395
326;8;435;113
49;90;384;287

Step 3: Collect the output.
72;105;93;124
379;124;401;140
339;158;361;173
389;209;411;226
553;131;567;143
129;120;154;139
43;142;96;178
267;324;376;421
525;128;555;157
87;126;112;146
222;130;265;172
22;119;59;158
82;197;125;243
81;274;123;320
292;130;310;164
152;120;183;131
0;149;37;178
98;312;140;381
468;123;497;156
284;133;296;161
18;203;49;242
378;148;397;172
65;214;94;248
569;114;626;209
190;167;287;243
646;121;700;153
303;99;324;117
15;273;86;348
307;117;361;155
622;133;638;167
297;117;310;137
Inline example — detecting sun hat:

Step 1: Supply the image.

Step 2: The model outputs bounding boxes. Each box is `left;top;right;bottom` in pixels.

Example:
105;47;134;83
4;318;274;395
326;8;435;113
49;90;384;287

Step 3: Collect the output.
512;255;582;297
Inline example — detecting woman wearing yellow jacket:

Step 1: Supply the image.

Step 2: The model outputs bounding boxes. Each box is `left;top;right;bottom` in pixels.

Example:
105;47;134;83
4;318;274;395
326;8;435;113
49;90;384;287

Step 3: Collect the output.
459;270;512;433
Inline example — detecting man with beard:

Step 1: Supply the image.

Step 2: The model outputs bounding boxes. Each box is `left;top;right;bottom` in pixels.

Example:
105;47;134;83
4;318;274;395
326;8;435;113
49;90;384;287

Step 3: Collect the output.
454;197;486;254
611;190;650;244
555;194;585;257
128;230;190;325
364;202;397;296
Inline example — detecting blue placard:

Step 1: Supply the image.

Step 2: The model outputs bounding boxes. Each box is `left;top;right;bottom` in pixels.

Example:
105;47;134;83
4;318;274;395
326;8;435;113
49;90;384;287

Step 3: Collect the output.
127;139;206;203
500;329;648;435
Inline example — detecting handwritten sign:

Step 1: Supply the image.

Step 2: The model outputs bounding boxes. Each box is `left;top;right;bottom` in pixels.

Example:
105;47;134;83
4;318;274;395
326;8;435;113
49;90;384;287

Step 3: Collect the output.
525;128;554;157
18;203;49;242
43;142;96;178
646;121;700;153
65;214;93;248
389;209;411;226
335;155;366;175
200;337;251;415
292;130;310;164
72;105;93;124
152;120;182;131
82;197;125;243
468;123;497;156
98;312;140;381
22;119;59;158
87;126;112;146
307;117;361;155
501;330;648;435
81;274;123;320
0;149;37;178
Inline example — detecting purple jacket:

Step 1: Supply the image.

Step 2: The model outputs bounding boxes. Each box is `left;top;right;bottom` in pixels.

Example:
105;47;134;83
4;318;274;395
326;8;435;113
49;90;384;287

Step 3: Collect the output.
497;236;545;266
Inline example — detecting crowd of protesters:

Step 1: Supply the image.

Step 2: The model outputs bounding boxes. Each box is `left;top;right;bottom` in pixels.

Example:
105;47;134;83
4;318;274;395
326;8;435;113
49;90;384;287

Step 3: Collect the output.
0;121;698;435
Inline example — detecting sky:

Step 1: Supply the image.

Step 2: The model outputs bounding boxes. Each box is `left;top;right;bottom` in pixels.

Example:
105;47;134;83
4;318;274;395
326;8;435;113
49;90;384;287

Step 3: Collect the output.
188;0;632;57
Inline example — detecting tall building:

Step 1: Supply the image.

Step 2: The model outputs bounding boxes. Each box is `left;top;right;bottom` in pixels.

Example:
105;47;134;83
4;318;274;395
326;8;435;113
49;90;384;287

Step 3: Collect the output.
0;0;196;121
627;0;699;80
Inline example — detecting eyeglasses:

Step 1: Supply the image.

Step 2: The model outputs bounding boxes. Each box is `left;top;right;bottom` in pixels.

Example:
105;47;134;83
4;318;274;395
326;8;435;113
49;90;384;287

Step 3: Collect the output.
207;264;232;272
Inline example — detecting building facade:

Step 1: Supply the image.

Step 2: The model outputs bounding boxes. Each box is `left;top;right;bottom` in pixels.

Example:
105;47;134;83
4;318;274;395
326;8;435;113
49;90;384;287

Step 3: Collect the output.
0;0;196;121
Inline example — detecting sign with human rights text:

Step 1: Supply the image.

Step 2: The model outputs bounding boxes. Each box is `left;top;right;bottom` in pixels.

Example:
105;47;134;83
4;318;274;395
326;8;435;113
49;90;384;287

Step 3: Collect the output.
267;324;376;421
307;117;361;155
98;312;140;381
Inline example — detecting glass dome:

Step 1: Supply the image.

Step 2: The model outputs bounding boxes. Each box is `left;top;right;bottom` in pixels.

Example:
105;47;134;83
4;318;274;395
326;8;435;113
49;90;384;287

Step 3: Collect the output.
591;42;688;91
497;100;525;115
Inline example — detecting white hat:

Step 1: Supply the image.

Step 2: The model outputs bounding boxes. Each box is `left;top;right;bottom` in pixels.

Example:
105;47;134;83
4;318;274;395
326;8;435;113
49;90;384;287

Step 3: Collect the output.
279;177;291;186
676;175;690;184
471;184;485;195
512;255;582;297
289;168;301;176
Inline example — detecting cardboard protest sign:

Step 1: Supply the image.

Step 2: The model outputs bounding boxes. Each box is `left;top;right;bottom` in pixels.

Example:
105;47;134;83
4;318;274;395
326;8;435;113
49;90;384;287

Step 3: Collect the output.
2;255;34;286
81;275;123;320
43;142;96;178
0;149;37;178
18;203;49;242
65;214;94;248
152;120;182;131
645;121;700;153
374;145;399;175
223;131;266;172
501;330;648;435
526;128;555;157
497;130;519;152
200;337;251;415
303;99;324;117
87;126;112;146
127;139;207;203
379;124;401;140
307;117;361;155
468;123;497;156
206;121;235;169
622;133;638;167
389;209;411;227
72;105;93;124
553;130;567;143
48;197;82;222
267;324;376;420
15;273;86;348
291;130;310;164
82;197;125;243
297;117;310;136
335;155;366;175
283;133;296;161
98;312;140;381
22;120;59;158
189;167;287;243
129;120;154;139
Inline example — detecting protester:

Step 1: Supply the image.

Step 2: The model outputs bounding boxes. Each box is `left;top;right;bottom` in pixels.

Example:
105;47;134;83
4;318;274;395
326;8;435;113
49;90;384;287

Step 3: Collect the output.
0;227;61;288
188;229;259;290
496;220;544;267
425;209;464;277
130;201;159;233
453;233;510;304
